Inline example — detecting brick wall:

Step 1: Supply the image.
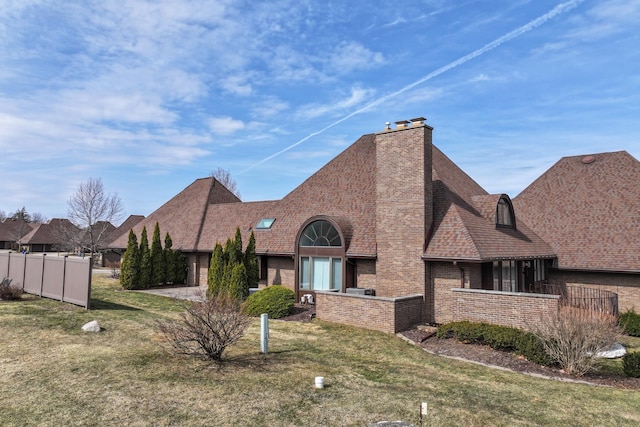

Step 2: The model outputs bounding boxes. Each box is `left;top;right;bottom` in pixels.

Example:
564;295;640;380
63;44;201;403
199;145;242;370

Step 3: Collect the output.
375;123;433;298
355;259;377;290
267;256;295;290
316;291;424;334
450;288;560;331
550;269;640;312
429;262;462;324
428;261;558;329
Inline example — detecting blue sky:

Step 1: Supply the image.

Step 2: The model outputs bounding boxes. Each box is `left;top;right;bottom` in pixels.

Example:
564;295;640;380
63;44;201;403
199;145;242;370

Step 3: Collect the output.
1;0;639;223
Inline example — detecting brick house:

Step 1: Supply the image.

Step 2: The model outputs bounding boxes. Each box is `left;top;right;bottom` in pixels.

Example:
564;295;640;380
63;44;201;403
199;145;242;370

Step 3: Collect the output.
513;151;640;313
110;118;637;333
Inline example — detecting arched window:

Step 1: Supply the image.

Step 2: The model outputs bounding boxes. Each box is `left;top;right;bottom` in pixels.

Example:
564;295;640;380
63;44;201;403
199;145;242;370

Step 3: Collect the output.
297;219;344;292
299;220;342;247
496;196;516;229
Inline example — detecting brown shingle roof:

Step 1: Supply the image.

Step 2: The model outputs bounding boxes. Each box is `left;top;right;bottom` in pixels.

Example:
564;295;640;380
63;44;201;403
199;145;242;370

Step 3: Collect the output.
197;134;377;256
0;219;35;241
514;151;640;272
114;131;555;263
425;148;555;261
21;219;78;245
109;177;241;250
104;215;145;246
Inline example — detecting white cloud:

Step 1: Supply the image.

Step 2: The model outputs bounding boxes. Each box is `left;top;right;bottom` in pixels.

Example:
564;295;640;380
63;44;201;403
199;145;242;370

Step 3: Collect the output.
208;116;246;135
327;41;385;74
296;86;376;120
221;75;253;96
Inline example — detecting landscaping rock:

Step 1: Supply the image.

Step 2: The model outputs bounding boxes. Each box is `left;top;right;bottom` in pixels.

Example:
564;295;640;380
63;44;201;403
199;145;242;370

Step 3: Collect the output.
596;342;626;359
81;320;101;332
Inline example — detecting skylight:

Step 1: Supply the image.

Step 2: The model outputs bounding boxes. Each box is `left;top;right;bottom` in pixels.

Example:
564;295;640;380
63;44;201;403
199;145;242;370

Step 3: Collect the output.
256;218;276;229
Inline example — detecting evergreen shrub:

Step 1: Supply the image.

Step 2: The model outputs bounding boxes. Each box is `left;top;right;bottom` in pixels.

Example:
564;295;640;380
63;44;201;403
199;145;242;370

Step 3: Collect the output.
436;321;554;366
622;352;640;377
242;285;295;319
619;309;640;337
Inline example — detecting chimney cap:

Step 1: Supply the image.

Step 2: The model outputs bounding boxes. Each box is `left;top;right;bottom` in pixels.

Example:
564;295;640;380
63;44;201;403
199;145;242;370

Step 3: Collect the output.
394;120;410;125
410;117;426;124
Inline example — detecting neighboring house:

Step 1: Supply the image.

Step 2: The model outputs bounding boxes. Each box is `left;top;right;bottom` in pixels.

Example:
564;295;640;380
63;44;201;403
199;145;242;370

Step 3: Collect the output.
109;118;636;333
20;218;79;253
513;151;640;313
0;218;36;250
102;215;145;267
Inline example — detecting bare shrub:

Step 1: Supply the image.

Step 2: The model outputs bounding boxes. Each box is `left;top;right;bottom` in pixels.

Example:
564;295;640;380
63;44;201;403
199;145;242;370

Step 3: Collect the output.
110;261;121;279
0;278;23;301
533;306;622;376
156;292;250;361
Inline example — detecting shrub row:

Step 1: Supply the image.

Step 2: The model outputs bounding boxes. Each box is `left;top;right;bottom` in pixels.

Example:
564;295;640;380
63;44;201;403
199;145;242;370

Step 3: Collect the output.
619;309;640;337
436;321;553;366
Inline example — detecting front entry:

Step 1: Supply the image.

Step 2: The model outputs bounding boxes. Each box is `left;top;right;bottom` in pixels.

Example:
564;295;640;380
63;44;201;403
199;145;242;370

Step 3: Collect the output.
295;217;346;302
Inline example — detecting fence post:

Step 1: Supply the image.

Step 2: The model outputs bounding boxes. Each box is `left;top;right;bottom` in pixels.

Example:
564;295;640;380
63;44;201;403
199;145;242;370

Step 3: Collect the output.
86;257;93;309
60;255;68;302
39;254;46;297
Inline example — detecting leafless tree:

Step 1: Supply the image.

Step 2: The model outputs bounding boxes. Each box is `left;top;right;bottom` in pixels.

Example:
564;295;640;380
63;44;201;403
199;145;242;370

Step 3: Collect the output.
30;212;48;224
67;178;124;256
210;167;241;199
0;210;6;221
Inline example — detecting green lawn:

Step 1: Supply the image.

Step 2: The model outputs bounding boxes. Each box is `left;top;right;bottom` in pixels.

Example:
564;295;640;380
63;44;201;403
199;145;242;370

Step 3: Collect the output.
1;276;639;426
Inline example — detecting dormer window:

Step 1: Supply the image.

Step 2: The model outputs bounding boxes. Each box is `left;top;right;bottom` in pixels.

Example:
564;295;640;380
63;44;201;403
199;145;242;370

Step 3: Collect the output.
496;196;516;229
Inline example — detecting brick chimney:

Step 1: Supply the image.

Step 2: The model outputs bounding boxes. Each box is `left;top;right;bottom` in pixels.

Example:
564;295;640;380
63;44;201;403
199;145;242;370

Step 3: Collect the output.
375;117;433;297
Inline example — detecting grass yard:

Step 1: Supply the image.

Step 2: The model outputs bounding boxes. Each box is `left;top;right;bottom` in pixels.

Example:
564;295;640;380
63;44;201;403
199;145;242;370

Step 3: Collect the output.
1;276;639;426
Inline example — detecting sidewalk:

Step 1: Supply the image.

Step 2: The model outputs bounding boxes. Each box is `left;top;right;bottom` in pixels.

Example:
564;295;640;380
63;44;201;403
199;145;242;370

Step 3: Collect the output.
136;285;207;301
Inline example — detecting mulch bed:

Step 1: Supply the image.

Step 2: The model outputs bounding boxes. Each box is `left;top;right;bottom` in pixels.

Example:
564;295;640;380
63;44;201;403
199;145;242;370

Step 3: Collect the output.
401;326;640;389
281;305;640;389
280;303;316;322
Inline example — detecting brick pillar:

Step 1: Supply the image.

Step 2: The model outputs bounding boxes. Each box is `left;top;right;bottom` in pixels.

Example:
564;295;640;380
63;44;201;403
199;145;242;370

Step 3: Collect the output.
375;120;433;297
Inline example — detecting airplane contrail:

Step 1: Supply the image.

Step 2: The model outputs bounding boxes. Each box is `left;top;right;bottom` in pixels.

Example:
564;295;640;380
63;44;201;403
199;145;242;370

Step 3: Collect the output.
239;0;584;174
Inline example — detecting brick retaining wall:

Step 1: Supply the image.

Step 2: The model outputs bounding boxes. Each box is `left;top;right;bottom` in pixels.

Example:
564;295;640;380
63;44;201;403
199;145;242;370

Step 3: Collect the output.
450;288;560;331
315;291;424;334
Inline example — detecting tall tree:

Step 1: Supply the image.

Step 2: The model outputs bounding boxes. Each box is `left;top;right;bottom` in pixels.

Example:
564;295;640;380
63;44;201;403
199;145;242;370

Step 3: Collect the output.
244;231;259;289
164;233;177;284
66;177;123;256
120;230;139;290
11;206;31;222
207;242;225;296
174;251;188;284
6;208;33;249
210;167;241;199
150;222;165;286
138;226;152;289
228;263;248;300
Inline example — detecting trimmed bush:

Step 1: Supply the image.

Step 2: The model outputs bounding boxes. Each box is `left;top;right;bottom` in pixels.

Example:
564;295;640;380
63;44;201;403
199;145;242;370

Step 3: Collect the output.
619;309;640;337
515;332;554;366
242;285;295;319
622;352;640;378
436;321;554;366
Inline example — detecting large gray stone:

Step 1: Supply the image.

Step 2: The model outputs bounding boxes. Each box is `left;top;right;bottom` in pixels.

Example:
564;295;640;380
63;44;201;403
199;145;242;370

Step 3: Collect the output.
596;342;626;359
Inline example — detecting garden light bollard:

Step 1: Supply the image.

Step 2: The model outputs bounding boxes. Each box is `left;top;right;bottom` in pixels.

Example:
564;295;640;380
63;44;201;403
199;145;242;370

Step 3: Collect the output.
260;313;269;354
